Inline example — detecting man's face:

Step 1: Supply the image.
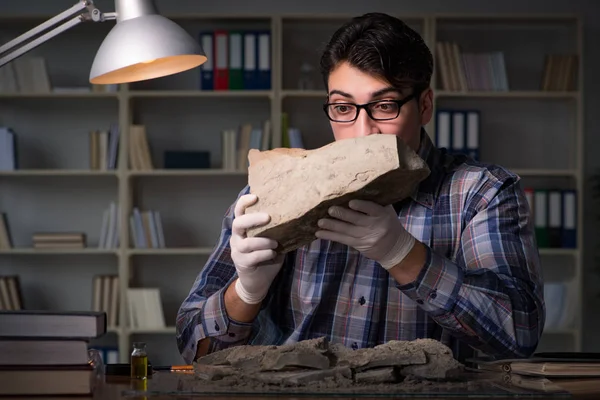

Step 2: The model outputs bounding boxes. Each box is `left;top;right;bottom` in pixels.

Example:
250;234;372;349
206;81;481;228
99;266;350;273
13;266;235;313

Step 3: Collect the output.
325;61;433;151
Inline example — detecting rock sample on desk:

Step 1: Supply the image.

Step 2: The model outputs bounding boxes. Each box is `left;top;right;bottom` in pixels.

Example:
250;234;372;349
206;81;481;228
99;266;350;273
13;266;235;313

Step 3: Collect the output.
245;134;430;253
192;336;465;392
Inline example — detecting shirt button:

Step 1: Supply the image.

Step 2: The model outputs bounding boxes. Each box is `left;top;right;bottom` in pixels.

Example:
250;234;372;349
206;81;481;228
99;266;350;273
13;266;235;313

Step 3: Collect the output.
214;323;220;331
359;296;366;305
228;332;236;337
430;290;437;299
416;299;424;305
352;342;358;350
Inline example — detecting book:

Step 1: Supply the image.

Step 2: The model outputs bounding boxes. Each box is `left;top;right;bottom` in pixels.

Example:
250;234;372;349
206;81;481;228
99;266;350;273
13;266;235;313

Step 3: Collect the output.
468;353;600;378
0;310;106;339
0;364;95;395
0;339;89;365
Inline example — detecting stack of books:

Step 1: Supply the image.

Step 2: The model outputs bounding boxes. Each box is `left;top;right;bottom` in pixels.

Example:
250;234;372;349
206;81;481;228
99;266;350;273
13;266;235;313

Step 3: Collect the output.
32;232;86;249
0;310;106;396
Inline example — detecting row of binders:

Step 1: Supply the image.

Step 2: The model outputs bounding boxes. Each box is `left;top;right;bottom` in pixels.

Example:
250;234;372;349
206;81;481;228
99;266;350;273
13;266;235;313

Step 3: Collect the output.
525;189;577;249
435;109;480;161
199;29;271;90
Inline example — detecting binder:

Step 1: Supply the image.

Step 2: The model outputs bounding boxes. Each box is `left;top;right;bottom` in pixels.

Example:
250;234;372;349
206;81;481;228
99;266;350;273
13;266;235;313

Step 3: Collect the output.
561;190;577;248
547;190;562;248
451;111;465;156
524;187;534;220
214;30;229;90
228;31;243;90
466;110;480;161
435;110;451;151
243;32;257;90
257;31;271;90
199;31;213;90
534;190;549;248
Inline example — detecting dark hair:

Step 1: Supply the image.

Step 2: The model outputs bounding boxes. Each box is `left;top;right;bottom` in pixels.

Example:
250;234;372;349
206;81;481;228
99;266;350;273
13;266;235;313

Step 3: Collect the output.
320;13;433;95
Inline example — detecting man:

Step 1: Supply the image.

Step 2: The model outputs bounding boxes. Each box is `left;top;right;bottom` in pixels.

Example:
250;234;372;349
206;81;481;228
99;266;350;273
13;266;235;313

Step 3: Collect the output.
176;12;545;365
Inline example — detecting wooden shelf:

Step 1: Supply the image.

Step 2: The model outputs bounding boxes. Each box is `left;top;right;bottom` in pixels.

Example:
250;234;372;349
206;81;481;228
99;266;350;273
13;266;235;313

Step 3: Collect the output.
539;248;579;256
127;169;247;177
127;90;273;98
0;248;118;255
435;91;579;99
128;248;214;256
0;92;119;99
543;328;579;336
0;170;118;177
510;169;578;178
281;90;327;98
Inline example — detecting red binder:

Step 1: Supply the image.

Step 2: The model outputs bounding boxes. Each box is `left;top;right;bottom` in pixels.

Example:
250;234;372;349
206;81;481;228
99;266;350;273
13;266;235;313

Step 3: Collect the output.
214;30;229;90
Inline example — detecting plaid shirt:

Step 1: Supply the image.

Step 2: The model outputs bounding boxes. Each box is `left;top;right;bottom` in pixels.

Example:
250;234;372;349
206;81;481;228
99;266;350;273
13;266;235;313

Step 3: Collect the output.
176;130;545;365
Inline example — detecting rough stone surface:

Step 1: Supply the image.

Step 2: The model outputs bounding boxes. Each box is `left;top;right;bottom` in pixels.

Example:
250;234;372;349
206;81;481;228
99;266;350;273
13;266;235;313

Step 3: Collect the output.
193;337;465;392
245;134;431;253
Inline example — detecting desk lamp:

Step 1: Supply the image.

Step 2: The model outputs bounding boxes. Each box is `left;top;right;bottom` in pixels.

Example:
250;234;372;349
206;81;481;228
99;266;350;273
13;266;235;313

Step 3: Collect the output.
0;0;207;84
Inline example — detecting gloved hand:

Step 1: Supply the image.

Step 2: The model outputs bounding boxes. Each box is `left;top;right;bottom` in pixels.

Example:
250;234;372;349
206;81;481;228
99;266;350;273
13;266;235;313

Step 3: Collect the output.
230;194;284;304
315;199;415;270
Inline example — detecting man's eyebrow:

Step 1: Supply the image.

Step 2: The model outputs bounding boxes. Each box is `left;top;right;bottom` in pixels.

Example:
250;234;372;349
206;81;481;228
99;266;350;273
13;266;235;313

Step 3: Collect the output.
370;87;401;98
328;89;353;98
327;87;402;100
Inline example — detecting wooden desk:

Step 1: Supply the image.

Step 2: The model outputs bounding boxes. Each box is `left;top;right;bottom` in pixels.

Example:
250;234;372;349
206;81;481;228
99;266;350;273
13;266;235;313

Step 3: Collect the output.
90;371;599;399
0;372;600;400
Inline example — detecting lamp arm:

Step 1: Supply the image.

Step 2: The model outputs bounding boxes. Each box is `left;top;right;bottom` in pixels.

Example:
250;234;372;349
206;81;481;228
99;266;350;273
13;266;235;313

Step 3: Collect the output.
0;0;117;68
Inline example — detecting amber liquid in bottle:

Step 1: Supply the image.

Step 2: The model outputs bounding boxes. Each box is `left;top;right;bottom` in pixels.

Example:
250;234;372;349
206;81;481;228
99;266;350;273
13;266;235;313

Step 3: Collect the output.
131;342;148;380
131;354;148;379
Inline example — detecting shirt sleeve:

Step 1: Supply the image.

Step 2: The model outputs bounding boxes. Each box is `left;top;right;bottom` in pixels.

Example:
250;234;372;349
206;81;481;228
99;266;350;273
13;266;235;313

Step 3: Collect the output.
398;176;545;359
176;185;255;364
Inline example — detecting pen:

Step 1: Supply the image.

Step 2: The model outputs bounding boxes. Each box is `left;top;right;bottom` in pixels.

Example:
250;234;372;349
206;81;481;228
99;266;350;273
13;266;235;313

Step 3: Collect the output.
153;365;194;371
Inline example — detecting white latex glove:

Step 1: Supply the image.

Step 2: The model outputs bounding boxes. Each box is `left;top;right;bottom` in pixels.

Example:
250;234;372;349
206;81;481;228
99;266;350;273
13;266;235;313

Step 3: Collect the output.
230;194;284;304
315;199;415;270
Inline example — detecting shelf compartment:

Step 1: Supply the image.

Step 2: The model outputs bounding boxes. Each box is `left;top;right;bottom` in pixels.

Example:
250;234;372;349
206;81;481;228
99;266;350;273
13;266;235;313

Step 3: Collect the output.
0;170;119;177
127;90;273;98
128;169;247;178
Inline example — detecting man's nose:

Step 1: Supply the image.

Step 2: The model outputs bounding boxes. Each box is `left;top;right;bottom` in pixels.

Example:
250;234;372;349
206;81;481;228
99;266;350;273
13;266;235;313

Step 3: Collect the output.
355;108;380;137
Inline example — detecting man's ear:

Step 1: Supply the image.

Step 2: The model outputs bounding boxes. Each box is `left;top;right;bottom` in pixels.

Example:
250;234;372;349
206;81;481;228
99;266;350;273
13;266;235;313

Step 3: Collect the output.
419;88;434;126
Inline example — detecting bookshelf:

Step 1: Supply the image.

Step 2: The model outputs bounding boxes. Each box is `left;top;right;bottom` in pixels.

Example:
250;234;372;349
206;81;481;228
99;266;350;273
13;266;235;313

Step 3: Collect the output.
0;13;584;364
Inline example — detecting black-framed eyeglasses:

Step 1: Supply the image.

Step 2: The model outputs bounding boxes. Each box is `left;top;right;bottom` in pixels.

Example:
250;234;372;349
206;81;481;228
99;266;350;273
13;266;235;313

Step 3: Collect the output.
323;93;416;123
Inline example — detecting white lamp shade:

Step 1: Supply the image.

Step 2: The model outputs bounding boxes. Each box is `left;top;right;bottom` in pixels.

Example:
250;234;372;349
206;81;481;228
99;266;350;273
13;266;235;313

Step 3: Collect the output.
89;14;206;84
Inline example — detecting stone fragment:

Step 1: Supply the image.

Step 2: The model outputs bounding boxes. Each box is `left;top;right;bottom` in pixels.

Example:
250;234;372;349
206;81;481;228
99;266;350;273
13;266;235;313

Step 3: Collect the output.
245;134;430;253
255;366;352;386
354;367;400;384
398;339;464;379
193;364;235;381
331;340;427;370
260;351;331;371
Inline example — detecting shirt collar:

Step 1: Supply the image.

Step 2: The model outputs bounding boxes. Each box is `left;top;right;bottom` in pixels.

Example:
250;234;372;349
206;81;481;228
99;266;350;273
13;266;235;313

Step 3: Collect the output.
409;128;445;209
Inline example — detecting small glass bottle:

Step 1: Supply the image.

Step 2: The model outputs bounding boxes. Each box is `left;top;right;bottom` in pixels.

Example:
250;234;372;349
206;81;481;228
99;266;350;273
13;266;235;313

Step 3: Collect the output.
130;342;148;380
